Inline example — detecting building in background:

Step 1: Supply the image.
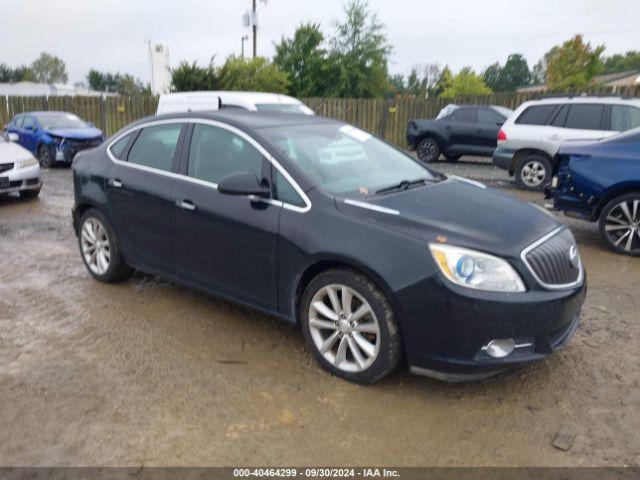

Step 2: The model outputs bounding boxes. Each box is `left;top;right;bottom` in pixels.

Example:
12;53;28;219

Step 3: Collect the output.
518;70;640;93
149;42;171;95
0;81;117;97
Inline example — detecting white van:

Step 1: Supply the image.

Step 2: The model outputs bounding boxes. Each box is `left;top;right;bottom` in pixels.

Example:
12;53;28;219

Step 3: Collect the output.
157;91;314;115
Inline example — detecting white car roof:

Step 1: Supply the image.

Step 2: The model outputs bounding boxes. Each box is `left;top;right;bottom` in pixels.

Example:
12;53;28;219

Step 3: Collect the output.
157;91;313;114
524;96;640;107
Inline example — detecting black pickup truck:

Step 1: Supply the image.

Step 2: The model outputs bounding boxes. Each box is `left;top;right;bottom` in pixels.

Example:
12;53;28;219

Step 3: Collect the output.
407;104;513;162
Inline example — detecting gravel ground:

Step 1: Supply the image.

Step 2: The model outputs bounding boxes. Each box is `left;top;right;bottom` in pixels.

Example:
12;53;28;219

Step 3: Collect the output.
408;153;514;186
0;167;639;467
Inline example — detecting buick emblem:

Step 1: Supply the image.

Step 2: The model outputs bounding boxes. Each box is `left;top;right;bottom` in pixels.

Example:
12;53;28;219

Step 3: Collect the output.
568;245;580;269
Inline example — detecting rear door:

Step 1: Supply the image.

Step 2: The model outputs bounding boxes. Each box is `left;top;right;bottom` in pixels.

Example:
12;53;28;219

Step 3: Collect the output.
172;120;280;310
106;121;186;275
475;107;506;152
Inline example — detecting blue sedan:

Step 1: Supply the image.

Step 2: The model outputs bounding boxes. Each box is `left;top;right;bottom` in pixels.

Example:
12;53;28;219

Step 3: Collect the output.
546;128;640;255
4;111;104;168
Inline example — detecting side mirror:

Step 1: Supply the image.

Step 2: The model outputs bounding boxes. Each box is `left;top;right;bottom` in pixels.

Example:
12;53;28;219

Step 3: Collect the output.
218;171;270;197
7;132;19;142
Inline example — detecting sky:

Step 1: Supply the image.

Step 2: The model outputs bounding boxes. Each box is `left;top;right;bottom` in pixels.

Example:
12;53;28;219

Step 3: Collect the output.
1;0;639;86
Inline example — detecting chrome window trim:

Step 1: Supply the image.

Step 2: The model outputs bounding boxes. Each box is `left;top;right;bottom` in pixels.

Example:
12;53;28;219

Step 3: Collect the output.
344;199;399;215
520;226;584;291
105;118;311;213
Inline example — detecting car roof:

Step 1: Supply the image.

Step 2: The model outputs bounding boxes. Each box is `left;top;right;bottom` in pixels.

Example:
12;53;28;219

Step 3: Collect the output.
133;109;340;131
524;96;640;106
159;91;304;106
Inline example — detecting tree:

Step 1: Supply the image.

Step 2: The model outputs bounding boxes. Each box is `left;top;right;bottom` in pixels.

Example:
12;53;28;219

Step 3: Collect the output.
531;46;558;85
31;52;68;84
387;73;406;96
432;66;454;98
0;64;32;82
274;23;332;97
170;61;218;92
217;56;289;93
440;67;492;99
327;0;392;98
87;69;150;95
602;50;640;74
546;35;604;91
483;54;531;91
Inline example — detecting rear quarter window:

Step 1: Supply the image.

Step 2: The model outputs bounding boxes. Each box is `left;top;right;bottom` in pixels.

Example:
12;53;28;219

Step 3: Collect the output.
515;105;558;125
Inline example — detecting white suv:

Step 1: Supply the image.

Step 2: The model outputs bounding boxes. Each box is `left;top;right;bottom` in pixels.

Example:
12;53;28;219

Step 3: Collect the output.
493;96;640;190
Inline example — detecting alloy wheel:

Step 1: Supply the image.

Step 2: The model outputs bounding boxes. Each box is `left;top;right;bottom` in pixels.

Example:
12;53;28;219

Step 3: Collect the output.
308;284;381;373
417;139;439;162
80;217;111;275
604;199;640;253
520;160;547;188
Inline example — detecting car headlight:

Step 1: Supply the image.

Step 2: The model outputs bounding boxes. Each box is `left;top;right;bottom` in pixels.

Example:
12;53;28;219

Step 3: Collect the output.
429;243;526;292
16;157;39;169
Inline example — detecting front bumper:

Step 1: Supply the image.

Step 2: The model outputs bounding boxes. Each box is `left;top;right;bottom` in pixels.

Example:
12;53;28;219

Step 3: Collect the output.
398;276;586;381
492;146;516;173
0;163;42;194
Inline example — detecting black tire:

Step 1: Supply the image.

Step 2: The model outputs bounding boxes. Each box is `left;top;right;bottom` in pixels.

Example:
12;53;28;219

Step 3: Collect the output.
19;188;40;199
37;144;54;169
598;193;640;256
416;137;441;163
444;154;461;162
78;208;133;282
514;153;552;191
300;268;402;384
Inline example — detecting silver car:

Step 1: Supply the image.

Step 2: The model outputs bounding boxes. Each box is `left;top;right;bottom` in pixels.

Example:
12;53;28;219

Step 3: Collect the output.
493;96;640;190
0;132;42;198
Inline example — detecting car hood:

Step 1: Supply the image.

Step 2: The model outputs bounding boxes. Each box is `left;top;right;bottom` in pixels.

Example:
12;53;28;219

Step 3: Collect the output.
44;127;103;139
0;141;34;163
336;177;560;258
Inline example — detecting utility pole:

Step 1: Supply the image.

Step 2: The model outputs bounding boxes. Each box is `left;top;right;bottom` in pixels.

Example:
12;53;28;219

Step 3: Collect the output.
241;35;249;59
252;0;257;58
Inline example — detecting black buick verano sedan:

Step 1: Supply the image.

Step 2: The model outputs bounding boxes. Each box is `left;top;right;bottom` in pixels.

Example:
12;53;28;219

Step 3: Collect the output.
72;111;586;384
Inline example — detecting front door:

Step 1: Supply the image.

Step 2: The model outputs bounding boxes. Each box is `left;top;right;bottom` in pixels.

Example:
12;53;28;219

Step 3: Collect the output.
172;121;280;311
21;116;39;154
106;122;185;275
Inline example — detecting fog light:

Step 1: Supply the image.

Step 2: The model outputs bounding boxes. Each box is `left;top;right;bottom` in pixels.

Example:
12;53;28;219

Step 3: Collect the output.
485;339;516;358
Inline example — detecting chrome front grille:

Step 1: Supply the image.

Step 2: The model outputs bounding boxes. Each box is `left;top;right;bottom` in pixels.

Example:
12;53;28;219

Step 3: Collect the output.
522;228;583;289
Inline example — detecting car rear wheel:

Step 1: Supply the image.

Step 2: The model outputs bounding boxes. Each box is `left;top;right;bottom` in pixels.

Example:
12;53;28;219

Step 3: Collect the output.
79;209;133;282
37;144;54;169
300;269;402;384
416;137;441;163
515;154;552;191
598;194;640;256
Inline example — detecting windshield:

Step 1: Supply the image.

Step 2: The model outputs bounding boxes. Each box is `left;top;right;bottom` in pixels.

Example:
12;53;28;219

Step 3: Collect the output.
261;123;438;196
255;103;313;115
34;113;89;129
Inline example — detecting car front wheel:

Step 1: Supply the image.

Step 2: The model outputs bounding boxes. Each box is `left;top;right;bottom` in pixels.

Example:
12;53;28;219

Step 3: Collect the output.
79;209;133;282
598;193;640;256
416;137;441;163
300;269;402;384
514;154;552;191
37;144;54;169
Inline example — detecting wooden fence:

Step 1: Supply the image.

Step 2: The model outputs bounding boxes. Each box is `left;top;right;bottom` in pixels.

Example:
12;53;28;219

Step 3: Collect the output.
2;85;639;148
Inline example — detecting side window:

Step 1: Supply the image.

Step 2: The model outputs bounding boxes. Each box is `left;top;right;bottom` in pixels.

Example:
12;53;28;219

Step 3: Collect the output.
13;116;24;128
274;169;304;207
109;132;135;160
550;105;569;127
187;123;264;184
127;123;182;172
452;108;476;123
564;104;604;130
477;108;504;125
611;105;640;132
22;116;35;130
515;105;558;125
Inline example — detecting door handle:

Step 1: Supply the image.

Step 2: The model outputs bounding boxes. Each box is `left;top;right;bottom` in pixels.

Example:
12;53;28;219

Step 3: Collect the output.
109;179;123;188
176;199;196;211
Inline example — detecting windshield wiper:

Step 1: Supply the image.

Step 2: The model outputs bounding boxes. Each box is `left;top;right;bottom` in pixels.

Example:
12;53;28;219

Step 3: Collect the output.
375;178;431;195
